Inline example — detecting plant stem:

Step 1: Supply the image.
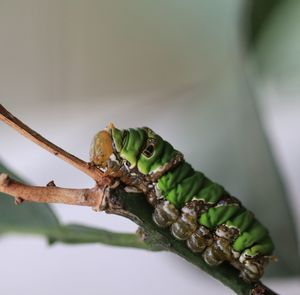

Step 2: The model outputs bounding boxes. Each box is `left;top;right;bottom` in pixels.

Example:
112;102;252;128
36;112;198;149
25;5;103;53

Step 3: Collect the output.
0;173;104;209
55;224;162;251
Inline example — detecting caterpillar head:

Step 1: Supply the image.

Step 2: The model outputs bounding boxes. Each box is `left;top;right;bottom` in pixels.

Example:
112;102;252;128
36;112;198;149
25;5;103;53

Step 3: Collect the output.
90;124;183;180
90;130;113;167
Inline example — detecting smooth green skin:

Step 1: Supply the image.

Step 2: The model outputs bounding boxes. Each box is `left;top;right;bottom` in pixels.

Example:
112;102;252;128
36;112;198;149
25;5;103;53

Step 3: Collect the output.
245;236;274;257
233;221;268;252
111;127;124;152
163;172;205;207
158;162;194;191
111;127;274;256
200;205;241;228
197;182;224;204
158;164;225;205
120;128;147;168
226;210;254;233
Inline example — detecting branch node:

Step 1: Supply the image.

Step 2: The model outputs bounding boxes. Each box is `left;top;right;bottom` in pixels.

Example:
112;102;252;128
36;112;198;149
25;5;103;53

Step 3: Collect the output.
47;180;56;187
92;185;109;212
0;173;10;186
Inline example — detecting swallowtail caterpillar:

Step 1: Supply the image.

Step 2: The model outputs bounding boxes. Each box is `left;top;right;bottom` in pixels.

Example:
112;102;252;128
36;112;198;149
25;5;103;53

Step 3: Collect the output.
90;125;275;282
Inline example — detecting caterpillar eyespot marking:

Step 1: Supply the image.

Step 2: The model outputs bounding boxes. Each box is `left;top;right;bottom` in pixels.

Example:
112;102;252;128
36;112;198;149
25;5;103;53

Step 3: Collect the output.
142;139;156;158
90;125;275;282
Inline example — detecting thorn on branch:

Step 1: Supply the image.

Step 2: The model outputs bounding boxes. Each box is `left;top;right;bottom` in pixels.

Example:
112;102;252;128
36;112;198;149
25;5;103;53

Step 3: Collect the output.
47;180;56;187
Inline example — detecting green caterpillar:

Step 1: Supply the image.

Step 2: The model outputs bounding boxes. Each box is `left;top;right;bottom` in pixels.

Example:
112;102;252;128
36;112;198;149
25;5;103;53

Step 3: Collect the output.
90;125;275;282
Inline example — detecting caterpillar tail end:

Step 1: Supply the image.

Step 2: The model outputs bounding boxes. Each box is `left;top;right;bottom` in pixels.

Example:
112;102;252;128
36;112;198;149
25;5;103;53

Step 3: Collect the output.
238;254;276;282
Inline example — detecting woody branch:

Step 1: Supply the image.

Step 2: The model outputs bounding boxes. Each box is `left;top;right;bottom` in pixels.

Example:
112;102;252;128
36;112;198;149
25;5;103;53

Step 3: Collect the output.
0;104;109;185
0;173;105;209
0;104;110;208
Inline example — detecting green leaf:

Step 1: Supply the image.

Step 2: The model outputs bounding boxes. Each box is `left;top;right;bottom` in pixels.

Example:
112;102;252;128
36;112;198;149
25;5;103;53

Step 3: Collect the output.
245;0;284;47
0;160;61;236
251;0;300;82
51;224;161;251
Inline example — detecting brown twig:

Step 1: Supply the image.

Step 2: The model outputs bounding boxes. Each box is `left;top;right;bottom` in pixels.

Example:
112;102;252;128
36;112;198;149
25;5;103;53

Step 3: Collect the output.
0;104;109;185
0;173;106;209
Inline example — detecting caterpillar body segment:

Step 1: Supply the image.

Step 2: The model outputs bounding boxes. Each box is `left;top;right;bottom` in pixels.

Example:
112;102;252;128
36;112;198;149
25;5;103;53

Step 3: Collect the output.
90;126;275;282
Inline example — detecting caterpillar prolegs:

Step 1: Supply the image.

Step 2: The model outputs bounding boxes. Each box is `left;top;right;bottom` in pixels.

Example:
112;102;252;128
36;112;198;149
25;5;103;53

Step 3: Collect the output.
90;125;275;282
